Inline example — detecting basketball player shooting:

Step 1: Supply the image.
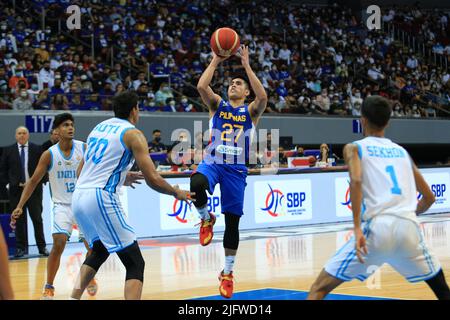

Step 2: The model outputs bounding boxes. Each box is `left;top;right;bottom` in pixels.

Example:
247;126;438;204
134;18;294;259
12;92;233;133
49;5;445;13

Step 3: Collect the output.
191;44;268;298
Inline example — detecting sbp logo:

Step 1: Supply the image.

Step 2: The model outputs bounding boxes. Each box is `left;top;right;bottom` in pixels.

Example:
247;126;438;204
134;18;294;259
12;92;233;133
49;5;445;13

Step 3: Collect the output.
261;184;284;217
167;199;192;223
417;184;446;202
261;184;306;217
167;196;220;223
255;180;312;223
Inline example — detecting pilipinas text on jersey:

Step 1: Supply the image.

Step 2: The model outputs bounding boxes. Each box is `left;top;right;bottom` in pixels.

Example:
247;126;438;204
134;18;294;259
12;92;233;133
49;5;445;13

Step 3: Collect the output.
75;118;135;193
354;136;417;221
202;99;255;168
48;140;85;204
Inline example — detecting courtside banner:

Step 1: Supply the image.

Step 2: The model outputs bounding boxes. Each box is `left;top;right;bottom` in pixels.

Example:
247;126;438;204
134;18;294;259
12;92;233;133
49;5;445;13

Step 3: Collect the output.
335;177;353;218
254;180;312;223
160;184;225;230
421;172;450;210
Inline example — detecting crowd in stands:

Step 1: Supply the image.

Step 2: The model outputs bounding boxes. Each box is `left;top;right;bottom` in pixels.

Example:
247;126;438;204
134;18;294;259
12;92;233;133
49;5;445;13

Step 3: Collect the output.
0;0;448;118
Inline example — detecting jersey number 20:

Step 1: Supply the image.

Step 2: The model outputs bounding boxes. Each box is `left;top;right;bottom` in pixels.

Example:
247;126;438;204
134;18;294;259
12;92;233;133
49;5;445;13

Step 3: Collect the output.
86;138;109;164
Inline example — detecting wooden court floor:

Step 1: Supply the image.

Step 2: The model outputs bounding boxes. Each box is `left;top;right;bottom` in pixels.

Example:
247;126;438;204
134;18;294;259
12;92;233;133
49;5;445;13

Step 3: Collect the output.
9;214;450;300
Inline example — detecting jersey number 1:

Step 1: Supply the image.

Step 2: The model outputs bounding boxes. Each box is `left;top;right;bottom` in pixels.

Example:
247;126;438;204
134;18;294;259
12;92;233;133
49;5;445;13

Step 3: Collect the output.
386;165;402;195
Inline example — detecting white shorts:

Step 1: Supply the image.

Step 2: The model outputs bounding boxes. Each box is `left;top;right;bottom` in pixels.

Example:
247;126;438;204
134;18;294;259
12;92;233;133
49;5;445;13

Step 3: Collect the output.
52;203;84;239
325;214;441;283
72;188;136;253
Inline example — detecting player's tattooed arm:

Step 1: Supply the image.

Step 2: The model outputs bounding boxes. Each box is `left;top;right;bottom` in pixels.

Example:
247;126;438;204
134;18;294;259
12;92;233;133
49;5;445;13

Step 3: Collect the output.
411;158;435;215
11;151;51;229
344;143;367;263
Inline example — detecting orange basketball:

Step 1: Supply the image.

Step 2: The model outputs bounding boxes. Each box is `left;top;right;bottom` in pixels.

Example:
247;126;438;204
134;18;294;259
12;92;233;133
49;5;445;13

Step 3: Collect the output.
210;27;240;57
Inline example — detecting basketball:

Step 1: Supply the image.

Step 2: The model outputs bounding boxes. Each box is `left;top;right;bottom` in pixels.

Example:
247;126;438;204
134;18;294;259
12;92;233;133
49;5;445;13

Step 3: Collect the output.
210;27;240;57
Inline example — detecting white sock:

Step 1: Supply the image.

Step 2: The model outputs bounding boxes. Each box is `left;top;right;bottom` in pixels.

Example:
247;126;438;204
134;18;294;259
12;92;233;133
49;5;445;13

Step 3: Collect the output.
224;256;235;275
197;206;210;221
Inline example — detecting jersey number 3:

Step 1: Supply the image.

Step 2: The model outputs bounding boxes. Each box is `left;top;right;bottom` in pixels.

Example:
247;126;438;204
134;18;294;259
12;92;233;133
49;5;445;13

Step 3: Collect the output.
86;138;109;164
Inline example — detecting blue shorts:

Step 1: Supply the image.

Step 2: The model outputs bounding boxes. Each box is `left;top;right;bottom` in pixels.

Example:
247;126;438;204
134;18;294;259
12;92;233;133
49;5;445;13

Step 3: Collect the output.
195;163;247;216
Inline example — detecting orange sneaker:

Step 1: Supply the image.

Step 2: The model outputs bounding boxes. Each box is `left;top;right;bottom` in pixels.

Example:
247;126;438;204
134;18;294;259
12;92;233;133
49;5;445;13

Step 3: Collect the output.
199;213;216;246
41;285;55;300
218;271;234;299
87;278;98;296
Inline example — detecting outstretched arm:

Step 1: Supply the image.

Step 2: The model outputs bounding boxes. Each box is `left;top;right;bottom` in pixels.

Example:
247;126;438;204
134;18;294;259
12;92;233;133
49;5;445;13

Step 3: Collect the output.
124;129;194;201
197;53;228;117
239;45;268;123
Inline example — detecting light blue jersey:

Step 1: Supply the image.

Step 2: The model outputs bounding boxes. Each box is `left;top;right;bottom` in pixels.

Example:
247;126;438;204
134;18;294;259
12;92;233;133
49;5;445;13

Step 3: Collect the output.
48;140;85;204
76;118;135;193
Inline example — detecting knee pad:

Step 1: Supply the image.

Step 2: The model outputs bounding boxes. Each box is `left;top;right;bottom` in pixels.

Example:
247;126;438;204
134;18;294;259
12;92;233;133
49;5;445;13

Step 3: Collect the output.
190;173;209;208
223;213;241;250
116;241;145;282
83;240;110;272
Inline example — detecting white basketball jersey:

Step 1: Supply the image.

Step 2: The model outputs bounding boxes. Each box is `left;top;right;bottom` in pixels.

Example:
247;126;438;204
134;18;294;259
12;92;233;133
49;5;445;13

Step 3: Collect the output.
76;118;135;193
354;136;417;221
48;140;85;204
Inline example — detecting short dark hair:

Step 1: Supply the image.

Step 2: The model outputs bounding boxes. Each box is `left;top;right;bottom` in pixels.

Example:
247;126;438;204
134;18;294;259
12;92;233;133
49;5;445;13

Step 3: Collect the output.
361;95;392;129
231;75;250;90
153;129;161;134
113;91;138;119
52;113;74;129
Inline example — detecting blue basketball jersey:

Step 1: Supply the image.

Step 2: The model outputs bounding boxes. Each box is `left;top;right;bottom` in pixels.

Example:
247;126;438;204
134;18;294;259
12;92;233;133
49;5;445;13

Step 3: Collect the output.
202;99;255;170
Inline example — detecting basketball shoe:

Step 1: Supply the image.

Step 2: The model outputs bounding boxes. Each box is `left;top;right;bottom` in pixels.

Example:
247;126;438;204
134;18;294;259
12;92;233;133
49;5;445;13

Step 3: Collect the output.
41;284;55;300
87;278;98;296
218;271;234;299
198;213;216;246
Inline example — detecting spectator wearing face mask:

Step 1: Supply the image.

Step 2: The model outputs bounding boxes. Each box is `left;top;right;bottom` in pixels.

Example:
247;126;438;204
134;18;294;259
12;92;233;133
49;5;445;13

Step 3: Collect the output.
329;95;347;115
155;82;174;106
392;102;405;117
12;88;32;111
149;129;168;153
8;68;29;91
178;96;196;112
38;61;54;90
352;100;362;116
35;41;49;61
411;104;422;118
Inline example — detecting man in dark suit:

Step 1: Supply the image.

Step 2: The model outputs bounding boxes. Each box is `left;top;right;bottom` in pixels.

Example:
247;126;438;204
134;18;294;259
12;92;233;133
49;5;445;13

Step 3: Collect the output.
0;126;48;258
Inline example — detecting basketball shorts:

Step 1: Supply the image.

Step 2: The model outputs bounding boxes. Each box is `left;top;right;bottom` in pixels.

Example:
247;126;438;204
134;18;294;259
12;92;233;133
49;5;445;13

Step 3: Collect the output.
325;214;441;283
52;203;84;239
195;163;247;216
72;188;136;253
